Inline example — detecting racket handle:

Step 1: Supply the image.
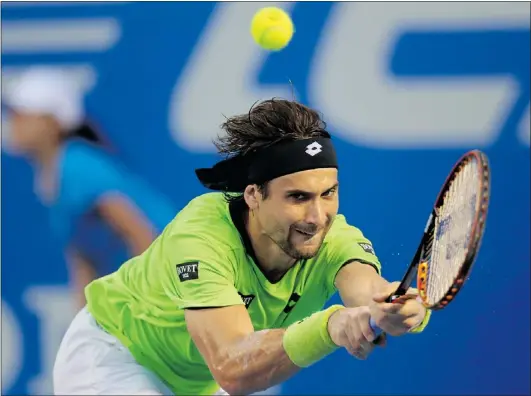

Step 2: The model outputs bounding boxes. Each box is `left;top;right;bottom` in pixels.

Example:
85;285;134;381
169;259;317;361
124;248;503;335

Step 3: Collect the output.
369;318;383;336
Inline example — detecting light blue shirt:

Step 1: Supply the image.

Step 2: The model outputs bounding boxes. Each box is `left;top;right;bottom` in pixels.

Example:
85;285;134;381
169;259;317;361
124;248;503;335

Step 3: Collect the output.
48;139;176;276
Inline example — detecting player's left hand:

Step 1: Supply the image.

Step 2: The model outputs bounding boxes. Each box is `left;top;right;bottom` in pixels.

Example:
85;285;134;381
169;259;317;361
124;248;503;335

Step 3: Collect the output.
369;282;427;337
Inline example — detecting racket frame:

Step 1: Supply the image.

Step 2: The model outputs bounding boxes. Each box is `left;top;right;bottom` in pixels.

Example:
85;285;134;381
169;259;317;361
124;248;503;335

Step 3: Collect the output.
386;149;491;309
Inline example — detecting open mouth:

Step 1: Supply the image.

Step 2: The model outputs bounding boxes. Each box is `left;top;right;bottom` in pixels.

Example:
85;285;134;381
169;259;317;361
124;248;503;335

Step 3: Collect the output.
294;228;318;237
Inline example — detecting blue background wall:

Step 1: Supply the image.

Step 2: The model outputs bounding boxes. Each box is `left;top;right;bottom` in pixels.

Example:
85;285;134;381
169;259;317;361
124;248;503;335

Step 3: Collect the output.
2;2;530;395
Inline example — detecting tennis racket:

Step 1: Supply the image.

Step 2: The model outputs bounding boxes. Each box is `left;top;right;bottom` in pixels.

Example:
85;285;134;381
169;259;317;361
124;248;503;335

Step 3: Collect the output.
370;149;491;336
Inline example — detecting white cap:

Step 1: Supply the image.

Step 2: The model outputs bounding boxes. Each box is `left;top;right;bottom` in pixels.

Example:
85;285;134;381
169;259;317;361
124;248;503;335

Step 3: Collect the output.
3;67;85;131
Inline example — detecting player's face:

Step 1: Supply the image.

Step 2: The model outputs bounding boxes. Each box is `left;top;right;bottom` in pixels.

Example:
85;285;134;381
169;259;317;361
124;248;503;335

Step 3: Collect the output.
9;111;59;155
257;168;339;259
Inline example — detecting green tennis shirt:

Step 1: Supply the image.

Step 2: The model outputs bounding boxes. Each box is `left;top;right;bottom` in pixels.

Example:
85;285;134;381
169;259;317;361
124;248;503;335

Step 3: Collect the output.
86;192;381;395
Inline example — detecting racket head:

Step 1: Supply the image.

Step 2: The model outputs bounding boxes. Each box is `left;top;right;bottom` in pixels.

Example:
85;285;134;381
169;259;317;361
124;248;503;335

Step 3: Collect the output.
417;150;490;311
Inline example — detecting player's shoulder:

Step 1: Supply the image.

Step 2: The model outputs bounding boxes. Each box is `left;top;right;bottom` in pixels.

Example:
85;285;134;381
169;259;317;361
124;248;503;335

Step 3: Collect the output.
320;213;379;257
164;192;244;253
319;213;376;253
325;214;365;240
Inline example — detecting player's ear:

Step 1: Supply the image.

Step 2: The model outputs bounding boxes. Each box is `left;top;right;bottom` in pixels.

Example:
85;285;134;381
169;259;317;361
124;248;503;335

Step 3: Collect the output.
244;184;260;209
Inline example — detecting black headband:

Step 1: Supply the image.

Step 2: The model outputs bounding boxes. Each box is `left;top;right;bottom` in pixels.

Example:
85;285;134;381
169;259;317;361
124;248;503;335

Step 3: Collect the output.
195;136;338;192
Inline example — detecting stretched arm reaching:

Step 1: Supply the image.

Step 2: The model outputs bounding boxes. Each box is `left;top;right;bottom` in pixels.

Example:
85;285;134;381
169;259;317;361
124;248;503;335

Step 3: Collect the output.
186;303;379;395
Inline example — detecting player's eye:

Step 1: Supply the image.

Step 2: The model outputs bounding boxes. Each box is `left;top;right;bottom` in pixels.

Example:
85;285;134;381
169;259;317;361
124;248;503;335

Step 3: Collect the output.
287;193;309;202
322;188;337;198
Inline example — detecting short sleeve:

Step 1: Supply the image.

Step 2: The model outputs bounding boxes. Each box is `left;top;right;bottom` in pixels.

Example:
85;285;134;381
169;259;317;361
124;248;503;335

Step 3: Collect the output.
159;233;244;310
60;143;129;215
323;215;382;294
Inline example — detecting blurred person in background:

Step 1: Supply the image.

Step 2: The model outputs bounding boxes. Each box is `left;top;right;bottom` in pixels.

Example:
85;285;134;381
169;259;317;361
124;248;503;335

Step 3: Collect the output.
3;67;177;307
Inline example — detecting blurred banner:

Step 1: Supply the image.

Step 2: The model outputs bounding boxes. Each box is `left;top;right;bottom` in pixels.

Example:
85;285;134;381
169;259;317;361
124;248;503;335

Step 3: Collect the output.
1;2;530;395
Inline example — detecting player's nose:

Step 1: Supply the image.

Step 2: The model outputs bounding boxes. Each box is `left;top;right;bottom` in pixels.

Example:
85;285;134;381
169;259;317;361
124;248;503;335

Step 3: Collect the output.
305;201;327;228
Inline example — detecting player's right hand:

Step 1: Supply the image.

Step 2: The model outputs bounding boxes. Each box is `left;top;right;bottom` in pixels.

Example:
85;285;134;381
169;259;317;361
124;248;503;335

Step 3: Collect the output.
327;306;386;360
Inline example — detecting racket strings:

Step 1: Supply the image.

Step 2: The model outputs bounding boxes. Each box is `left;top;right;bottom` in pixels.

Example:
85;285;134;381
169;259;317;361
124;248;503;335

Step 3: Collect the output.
423;225;436;259
426;159;480;305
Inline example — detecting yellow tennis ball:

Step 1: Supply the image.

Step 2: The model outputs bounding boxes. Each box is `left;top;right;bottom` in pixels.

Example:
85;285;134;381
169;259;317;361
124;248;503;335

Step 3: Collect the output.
250;7;294;51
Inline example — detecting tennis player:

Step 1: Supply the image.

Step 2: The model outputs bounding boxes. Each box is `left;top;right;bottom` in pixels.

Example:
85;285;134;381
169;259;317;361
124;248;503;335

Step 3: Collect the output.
53;99;431;395
3;67;177;307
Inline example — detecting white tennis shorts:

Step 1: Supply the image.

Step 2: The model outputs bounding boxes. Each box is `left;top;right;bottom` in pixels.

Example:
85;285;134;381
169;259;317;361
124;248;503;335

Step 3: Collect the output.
53;307;228;395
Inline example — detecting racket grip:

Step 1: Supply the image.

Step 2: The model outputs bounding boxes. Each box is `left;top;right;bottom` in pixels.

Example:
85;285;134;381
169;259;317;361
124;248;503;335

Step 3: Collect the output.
369;318;383;336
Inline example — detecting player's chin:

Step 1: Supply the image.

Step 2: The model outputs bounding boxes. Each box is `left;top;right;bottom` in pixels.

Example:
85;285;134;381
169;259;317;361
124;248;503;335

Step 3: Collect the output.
295;248;320;259
291;240;323;259
288;230;325;257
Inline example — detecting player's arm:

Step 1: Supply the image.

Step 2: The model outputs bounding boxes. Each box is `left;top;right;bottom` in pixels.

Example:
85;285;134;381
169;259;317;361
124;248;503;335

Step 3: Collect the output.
335;259;390;308
186;302;377;394
185;306;297;395
324;215;388;308
325;216;430;334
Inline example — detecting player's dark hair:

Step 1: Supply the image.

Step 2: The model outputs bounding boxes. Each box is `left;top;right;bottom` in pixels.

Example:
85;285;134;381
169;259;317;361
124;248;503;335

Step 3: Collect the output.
215;98;328;203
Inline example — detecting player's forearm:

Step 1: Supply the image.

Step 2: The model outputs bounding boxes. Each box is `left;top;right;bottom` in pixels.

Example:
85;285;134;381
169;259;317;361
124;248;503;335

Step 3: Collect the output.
212;305;343;395
344;275;389;308
336;261;389;308
212;328;299;395
337;263;431;335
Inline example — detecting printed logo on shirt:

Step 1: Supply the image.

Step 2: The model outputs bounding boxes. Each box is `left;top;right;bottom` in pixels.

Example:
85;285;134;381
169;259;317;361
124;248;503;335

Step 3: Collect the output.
238;292;255;309
358;242;376;255
176;261;199;282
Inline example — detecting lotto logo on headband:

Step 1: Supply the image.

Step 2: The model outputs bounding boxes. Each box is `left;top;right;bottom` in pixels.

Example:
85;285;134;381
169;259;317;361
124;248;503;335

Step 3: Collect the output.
305;142;323;156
